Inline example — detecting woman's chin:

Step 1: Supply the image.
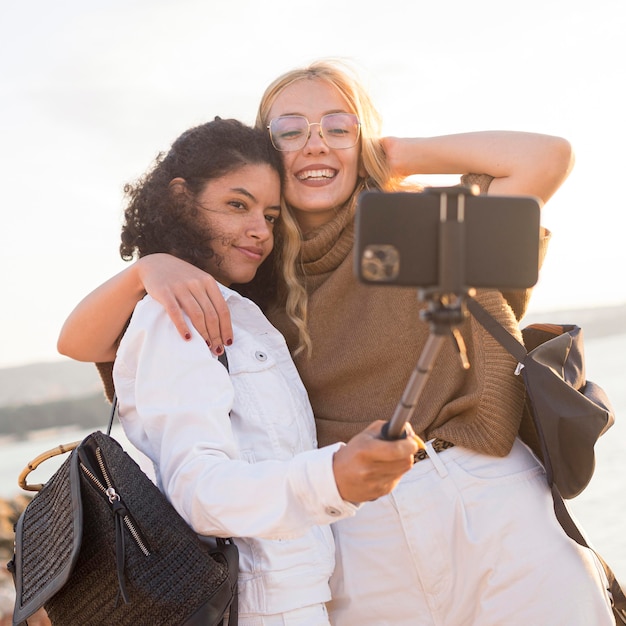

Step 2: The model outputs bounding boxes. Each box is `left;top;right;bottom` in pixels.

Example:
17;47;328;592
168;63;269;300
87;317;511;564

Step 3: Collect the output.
230;269;259;286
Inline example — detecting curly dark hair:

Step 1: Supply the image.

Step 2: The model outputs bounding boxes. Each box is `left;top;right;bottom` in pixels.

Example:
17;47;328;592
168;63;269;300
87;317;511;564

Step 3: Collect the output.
120;117;284;274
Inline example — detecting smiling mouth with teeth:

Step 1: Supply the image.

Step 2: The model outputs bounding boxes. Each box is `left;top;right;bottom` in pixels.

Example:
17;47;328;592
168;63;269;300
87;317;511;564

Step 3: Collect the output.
297;168;336;181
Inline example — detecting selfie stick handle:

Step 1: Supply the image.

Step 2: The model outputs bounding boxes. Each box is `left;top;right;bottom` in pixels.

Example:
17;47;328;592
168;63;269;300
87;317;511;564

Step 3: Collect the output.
382;331;447;440
382;187;475;441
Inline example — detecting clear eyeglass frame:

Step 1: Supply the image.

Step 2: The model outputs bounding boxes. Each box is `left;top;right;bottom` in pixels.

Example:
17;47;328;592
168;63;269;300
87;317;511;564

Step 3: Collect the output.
267;113;361;152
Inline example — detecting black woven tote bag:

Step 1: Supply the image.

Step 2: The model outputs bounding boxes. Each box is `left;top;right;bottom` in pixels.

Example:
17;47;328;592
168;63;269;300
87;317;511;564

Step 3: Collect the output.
10;430;239;626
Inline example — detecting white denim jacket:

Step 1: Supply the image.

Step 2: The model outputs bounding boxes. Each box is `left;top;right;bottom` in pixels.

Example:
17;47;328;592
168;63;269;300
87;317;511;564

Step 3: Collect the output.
113;288;357;616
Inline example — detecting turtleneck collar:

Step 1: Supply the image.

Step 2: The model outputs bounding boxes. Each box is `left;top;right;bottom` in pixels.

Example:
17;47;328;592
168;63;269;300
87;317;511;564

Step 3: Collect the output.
298;201;355;277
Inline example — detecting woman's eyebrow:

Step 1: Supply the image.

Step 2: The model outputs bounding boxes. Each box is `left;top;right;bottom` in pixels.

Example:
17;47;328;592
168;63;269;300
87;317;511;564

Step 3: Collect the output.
231;188;281;213
276;108;349;117
230;187;254;200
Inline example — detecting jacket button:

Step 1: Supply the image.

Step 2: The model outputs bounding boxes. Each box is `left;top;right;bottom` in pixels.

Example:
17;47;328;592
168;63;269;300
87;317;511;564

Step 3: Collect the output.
325;507;341;517
255;351;267;361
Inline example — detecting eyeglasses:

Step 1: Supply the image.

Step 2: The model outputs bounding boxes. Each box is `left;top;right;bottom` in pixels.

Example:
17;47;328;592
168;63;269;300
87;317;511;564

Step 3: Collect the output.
267;113;361;152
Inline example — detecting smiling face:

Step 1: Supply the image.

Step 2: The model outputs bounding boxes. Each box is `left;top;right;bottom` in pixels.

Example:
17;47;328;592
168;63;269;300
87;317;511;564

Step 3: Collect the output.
266;78;364;233
193;163;281;286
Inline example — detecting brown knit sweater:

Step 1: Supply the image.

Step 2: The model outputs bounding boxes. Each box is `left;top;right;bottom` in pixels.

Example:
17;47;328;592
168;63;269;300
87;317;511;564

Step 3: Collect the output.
265;175;549;455
97;175;548;457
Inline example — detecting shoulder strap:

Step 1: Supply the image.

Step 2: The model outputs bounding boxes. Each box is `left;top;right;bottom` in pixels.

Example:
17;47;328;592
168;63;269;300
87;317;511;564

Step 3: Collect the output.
465;297;527;362
218;350;230;371
553;485;626;621
107;396;118;436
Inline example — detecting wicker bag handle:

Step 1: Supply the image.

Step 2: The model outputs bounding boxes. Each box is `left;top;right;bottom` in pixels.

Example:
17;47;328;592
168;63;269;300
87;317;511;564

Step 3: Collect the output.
17;440;81;492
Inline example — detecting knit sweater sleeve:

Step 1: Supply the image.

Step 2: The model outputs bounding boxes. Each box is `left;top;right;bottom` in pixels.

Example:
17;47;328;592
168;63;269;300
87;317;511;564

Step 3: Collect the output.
460;172;493;193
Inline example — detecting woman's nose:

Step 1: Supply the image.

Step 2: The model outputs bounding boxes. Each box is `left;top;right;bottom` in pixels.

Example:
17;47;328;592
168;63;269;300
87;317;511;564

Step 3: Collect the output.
303;122;328;153
247;215;272;240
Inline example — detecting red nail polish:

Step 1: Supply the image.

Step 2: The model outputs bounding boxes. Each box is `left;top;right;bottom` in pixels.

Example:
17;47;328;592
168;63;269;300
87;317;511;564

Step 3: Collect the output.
184;332;191;340
226;338;233;346
215;345;224;355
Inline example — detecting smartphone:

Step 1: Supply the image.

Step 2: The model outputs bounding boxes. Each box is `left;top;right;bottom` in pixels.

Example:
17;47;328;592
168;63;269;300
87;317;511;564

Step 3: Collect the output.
355;188;541;290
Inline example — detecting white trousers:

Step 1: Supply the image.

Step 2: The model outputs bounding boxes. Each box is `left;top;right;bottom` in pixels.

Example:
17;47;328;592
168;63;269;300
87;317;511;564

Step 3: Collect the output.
238;603;330;625
328;438;614;626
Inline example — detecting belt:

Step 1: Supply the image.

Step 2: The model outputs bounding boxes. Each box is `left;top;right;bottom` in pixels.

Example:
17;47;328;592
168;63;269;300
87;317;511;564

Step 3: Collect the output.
414;438;455;463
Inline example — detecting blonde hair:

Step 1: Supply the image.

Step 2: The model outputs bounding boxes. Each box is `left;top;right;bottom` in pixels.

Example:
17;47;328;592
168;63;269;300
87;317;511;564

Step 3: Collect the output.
256;59;418;355
271;195;311;355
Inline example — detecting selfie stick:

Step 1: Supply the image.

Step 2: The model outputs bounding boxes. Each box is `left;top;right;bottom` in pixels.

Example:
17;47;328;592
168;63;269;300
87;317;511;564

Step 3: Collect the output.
381;187;476;441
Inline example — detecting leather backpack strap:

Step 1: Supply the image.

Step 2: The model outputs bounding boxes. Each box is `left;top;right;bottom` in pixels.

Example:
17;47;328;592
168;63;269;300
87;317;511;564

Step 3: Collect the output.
465;297;527;362
107;395;118;435
218;350;230;371
552;485;626;622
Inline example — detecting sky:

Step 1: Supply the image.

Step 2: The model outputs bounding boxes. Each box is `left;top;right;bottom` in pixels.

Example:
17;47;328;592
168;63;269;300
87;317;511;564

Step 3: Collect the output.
1;0;625;369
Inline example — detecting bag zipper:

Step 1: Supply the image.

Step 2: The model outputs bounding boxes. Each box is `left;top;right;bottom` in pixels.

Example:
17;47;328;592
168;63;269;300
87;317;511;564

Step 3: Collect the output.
80;446;151;557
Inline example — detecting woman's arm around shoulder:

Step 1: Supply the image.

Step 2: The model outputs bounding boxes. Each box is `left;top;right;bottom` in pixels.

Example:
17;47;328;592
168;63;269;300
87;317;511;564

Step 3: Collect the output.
57;253;232;362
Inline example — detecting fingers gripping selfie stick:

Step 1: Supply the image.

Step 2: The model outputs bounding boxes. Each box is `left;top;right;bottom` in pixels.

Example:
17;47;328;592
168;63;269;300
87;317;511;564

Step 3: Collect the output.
381;187;477;441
